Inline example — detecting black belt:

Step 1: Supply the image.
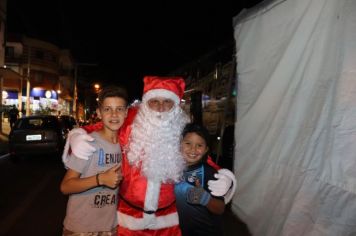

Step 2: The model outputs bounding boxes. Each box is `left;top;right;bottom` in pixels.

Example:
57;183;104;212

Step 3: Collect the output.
119;194;176;214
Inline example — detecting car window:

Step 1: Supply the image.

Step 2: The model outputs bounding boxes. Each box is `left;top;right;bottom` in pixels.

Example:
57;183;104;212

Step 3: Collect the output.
42;117;59;129
16;117;59;129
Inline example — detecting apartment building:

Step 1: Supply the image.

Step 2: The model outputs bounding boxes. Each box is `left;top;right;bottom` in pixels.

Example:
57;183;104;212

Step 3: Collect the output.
4;34;75;116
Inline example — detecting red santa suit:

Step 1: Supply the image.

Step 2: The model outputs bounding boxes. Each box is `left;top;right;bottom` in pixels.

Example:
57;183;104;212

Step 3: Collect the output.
118;106;181;236
81;76;221;236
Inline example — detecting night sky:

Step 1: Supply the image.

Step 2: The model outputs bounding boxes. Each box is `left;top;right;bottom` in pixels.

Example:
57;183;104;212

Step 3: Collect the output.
7;0;263;99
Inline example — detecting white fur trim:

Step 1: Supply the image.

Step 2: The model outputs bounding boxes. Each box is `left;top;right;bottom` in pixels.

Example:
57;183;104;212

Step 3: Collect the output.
117;211;179;230
142;89;180;105
117;179;179;230
144;180;160;211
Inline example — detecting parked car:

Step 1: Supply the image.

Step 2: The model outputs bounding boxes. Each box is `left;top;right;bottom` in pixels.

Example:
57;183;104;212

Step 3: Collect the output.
9;115;67;158
59;115;78;131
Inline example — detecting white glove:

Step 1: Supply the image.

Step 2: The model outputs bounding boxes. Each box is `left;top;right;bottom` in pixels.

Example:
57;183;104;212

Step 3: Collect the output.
208;168;236;204
62;128;96;163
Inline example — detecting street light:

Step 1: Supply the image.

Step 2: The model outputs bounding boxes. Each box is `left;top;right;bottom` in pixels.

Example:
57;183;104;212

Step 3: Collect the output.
94;83;100;94
94;83;100;103
73;63;97;119
82;83;100;123
57;81;61;94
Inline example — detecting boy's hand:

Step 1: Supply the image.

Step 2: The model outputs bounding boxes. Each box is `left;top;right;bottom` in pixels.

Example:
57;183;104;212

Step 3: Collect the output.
186;179;211;206
99;164;122;188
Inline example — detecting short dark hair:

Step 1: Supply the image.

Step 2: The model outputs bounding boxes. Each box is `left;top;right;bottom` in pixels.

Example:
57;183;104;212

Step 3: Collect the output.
181;123;211;161
97;86;128;107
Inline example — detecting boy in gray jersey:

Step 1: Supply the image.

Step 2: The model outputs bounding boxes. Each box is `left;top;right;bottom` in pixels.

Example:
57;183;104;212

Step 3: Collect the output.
60;86;128;236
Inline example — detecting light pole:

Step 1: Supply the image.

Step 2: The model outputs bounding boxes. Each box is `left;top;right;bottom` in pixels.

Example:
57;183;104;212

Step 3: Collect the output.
94;83;100;91
73;63;97;119
26;46;31;116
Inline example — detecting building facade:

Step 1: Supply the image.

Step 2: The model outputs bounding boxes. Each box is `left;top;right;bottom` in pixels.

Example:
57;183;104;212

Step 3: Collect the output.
171;43;236;135
4;34;75;116
169;44;236;163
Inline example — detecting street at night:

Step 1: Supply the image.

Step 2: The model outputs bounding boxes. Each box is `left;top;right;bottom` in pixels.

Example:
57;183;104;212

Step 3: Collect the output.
0;1;261;235
1;0;356;235
0;131;250;236
0;154;67;236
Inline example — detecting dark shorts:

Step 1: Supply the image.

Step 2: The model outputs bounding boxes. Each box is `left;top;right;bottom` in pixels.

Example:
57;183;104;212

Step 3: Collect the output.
62;227;117;236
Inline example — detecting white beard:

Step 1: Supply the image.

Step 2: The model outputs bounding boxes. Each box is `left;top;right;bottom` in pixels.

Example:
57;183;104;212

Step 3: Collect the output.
126;102;190;183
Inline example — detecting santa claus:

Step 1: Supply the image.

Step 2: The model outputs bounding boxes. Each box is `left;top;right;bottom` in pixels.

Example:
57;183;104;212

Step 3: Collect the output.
63;76;236;236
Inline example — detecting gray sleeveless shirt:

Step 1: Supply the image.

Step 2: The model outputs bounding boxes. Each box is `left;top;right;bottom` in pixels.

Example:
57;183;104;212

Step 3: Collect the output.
63;131;122;233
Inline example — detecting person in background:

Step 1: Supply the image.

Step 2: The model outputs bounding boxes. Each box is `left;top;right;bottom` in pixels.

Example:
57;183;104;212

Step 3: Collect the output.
175;123;225;236
8;105;19;129
60;86;128;236
62;76;236;236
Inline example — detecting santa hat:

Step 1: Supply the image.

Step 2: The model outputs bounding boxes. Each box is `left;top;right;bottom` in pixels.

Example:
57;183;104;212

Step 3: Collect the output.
142;76;185;105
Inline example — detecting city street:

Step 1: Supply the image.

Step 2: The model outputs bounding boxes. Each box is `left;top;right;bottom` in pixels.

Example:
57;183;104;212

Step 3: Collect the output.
0;154;67;236
0;120;250;236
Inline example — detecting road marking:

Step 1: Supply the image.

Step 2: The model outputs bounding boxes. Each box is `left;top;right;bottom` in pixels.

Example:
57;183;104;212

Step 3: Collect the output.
0;172;53;234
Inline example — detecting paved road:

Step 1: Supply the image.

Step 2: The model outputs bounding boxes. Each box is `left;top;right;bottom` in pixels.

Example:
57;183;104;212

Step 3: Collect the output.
0;137;8;156
0;155;67;236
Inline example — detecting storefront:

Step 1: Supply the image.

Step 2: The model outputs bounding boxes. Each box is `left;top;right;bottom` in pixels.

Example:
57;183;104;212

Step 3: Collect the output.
2;88;59;115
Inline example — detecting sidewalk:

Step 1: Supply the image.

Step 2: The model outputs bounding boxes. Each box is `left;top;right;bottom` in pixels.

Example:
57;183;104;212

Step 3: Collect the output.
0;120;10;155
0;120;10;140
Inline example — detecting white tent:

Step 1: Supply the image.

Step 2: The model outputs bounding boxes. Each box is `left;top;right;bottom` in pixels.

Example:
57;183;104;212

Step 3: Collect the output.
233;0;356;235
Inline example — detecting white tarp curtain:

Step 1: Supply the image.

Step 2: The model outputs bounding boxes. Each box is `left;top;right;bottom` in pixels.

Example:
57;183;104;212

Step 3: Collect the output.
233;0;356;235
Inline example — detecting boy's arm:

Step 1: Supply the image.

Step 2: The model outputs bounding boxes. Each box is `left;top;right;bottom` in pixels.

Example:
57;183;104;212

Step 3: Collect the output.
206;197;225;215
60;164;123;195
60;168;98;195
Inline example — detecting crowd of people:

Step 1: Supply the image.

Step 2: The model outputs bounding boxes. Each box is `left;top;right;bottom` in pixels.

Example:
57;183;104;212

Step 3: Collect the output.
61;76;236;236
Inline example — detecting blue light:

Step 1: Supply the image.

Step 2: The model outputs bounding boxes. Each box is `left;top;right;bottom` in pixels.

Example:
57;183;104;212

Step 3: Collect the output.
28;88;58;99
31;88;44;97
